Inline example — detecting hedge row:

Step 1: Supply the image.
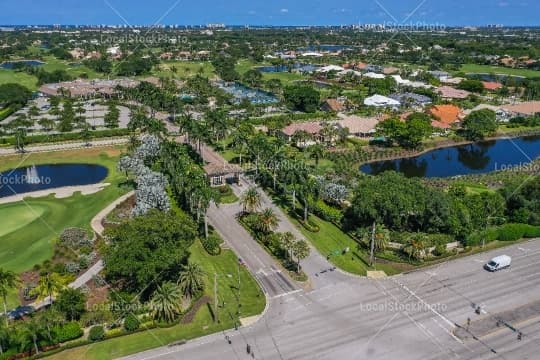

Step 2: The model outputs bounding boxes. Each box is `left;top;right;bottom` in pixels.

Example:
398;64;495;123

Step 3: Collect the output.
497;223;540;242
465;223;540;246
0;128;130;146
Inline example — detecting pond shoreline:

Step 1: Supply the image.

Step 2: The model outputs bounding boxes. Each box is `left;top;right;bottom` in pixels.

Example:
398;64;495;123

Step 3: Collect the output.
360;128;540;167
0;183;111;205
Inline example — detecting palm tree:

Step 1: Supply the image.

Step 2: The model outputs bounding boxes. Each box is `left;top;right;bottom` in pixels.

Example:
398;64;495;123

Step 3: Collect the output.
364;224;390;253
32;273;64;302
149;282;182;323
0;318;9;355
178;262;205;299
240;187;262;214
280;232;297;261
38;118;55;132
403;234;428;261
35;309;64;342
14;127;26;153
21;317;44;355
256;208;279;235
307;144;325;166
0;268;20;325
292;240;310;274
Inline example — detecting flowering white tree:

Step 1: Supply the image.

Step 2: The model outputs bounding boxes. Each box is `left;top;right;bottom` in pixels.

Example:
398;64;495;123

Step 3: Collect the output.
315;176;348;205
134;134;161;162
117;135;171;215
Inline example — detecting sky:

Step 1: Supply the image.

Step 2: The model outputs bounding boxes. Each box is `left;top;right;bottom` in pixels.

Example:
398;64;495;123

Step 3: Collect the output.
0;0;538;26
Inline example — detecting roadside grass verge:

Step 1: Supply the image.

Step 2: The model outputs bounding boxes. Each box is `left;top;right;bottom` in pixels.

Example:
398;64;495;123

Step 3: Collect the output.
45;241;266;360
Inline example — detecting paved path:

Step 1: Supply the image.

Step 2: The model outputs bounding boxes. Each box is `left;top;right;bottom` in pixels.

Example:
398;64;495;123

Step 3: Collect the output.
91;190;135;236
27;191;134;311
0;137;128;156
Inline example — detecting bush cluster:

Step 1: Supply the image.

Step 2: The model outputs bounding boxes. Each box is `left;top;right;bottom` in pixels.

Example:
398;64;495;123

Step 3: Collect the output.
88;326;105;342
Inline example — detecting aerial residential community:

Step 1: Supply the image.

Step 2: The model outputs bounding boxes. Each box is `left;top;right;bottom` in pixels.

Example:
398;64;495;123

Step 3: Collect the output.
1;1;540;359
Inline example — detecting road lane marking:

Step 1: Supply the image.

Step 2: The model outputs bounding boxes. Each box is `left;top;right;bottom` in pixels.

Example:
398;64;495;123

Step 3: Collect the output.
271;289;302;299
393;279;456;328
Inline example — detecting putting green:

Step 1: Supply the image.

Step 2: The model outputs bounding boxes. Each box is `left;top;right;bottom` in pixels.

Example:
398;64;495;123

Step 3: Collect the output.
0;203;47;238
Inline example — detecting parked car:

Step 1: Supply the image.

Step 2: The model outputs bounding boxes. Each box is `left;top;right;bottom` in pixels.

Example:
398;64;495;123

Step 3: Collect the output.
484;255;512;272
7;305;35;320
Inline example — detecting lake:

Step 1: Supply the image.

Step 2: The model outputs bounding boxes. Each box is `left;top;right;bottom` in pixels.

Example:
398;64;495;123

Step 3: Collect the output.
360;136;540;178
0;164;109;198
0;60;45;69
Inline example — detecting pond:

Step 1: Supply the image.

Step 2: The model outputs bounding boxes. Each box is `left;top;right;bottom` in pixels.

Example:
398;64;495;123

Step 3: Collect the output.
257;63;319;73
217;82;279;105
0;164;109;198
360;136;540;178
0;60;45;69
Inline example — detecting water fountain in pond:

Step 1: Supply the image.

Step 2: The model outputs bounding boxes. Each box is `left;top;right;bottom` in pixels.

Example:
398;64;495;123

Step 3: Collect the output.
25;165;41;184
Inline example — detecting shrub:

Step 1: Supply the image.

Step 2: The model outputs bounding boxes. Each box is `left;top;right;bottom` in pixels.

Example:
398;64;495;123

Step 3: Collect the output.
88;326;105;342
123;314;140;332
425;233;454;247
52;322;84;343
64;262;81;274
497;223;529;241
313;200;343;224
200;234;221;255
523;225;540;238
432;244;447;257
59;227;92;249
300;218;320;233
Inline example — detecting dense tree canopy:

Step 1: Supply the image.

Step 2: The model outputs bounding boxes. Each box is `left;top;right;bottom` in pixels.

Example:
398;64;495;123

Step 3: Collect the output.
461;109;498;140
104;209;197;296
377;112;433;149
0;83;32;107
283;85;320;113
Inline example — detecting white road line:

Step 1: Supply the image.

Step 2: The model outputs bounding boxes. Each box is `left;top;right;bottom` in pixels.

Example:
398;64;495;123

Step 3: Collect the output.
393;280;456;328
271;289;303;299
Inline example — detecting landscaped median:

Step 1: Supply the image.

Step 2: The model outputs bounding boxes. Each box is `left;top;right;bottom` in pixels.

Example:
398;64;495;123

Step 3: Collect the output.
288;210;402;276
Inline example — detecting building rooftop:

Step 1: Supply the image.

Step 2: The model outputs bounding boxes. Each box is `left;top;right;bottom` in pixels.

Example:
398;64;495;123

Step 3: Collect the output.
502;101;540;116
281;122;323;137
429;104;464;125
336;115;380;135
437;86;471;99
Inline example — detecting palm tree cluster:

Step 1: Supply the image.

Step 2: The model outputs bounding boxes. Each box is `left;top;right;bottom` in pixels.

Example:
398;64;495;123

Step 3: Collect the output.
159;141;218;239
149;262;206;323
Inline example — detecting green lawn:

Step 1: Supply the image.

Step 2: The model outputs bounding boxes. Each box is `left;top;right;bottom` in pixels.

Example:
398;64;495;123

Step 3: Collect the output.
47;241;266;360
217;185;239;204
0;69;38;90
152;61;215;80
0;146;127;307
292;215;369;275
459;64;540;78
0;55;102;90
286;211;401;276
236;59;308;85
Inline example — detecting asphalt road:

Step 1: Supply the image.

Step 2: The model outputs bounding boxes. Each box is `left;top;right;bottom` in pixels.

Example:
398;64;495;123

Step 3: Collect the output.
119;167;540;360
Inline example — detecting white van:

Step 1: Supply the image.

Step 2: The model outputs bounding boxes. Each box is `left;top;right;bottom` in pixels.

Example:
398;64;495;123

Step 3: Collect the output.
484;255;512;272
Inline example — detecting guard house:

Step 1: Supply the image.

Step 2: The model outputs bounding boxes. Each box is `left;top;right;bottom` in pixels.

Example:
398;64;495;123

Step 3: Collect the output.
198;144;243;187
204;162;243;187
